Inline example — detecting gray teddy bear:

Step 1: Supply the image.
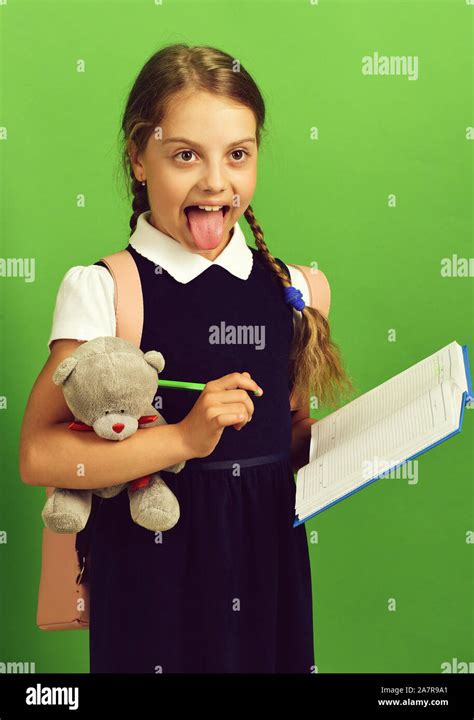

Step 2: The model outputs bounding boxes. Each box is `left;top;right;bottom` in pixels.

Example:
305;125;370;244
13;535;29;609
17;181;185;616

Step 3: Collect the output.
41;336;185;534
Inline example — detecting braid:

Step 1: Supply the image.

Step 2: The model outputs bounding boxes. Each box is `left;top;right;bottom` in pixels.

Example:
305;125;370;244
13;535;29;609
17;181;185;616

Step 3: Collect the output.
244;204;354;410
129;174;150;236
244;205;293;288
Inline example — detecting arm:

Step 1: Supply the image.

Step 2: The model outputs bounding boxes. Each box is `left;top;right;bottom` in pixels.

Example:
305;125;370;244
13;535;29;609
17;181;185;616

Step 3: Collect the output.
291;413;318;475
19;339;194;489
289;267;331;475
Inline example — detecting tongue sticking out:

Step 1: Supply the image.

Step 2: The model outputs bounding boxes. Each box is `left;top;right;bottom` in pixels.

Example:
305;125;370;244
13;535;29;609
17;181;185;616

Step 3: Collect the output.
186;207;225;250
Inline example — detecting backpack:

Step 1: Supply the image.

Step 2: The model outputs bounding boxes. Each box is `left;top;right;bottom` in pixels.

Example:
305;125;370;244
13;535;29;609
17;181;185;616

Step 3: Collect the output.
36;250;317;630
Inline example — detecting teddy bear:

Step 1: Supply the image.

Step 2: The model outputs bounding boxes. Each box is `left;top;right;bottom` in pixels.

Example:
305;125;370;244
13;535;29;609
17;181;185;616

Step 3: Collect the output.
41;336;185;534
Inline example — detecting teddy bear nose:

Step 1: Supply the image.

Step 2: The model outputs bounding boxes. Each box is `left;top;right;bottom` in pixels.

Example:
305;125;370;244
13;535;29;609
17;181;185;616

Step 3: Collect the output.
112;423;125;433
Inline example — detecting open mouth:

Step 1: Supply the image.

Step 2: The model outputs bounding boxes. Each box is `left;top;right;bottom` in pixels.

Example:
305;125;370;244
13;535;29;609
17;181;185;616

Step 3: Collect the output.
183;204;231;249
184;205;230;219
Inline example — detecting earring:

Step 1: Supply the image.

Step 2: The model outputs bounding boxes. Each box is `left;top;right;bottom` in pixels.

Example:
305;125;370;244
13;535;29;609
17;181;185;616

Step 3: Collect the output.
141;180;146;186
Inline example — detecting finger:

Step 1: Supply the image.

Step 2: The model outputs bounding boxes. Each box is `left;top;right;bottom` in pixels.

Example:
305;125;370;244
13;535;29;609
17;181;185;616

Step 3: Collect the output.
214;402;250;419
210;390;254;417
207;402;252;430
214;412;250;429
232;417;252;431
207;372;263;397
232;411;253;430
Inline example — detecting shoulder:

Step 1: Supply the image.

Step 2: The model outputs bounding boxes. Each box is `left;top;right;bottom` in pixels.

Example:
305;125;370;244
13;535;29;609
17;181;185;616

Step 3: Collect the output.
286;263;331;319
52;264;115;311
47;264;116;351
58;263;114;292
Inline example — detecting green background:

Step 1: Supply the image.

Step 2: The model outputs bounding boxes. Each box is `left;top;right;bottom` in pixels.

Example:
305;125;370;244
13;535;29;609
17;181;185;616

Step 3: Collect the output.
0;0;472;673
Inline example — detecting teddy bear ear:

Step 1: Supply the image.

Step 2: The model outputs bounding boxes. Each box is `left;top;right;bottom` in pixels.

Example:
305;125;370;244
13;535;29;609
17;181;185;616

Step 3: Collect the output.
143;350;165;375
52;356;78;386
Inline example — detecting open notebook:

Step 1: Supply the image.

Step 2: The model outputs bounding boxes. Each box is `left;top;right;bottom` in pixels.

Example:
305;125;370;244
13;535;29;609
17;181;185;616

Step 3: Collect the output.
293;341;473;527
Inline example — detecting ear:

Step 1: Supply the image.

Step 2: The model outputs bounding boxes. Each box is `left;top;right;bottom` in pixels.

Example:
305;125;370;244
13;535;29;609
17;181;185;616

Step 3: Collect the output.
143;350;165;375
52;356;78;386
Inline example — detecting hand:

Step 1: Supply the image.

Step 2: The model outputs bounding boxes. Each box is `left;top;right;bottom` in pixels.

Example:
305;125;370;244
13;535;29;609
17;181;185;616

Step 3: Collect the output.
176;371;263;459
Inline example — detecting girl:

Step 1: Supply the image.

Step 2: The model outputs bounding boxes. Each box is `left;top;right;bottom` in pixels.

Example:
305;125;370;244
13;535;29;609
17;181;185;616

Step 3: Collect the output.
20;44;353;673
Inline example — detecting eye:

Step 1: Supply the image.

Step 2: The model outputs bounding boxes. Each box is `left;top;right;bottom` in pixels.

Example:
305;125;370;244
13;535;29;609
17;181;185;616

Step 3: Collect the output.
174;148;250;164
120;409;125;414
105;410;109;415
230;149;249;162
174;150;196;163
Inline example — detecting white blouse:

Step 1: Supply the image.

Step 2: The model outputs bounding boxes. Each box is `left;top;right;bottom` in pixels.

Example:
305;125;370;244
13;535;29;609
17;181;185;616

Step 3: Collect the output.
47;213;310;352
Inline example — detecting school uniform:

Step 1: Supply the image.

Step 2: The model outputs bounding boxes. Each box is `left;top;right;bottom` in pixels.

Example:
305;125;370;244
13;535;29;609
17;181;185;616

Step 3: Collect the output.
48;211;315;674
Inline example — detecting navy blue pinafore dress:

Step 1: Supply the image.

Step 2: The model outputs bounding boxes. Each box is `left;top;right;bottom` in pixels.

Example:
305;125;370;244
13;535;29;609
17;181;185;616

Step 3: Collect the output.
79;240;315;674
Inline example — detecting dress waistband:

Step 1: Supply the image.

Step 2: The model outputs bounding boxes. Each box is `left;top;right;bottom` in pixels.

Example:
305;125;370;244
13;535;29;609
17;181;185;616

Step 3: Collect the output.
179;451;291;472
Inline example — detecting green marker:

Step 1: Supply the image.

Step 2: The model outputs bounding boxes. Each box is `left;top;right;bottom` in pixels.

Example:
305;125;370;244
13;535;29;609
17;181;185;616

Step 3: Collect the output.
158;379;263;396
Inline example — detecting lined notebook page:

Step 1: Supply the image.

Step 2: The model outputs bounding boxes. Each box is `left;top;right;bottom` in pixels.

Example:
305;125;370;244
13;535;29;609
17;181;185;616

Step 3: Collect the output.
296;341;467;518
313;341;463;460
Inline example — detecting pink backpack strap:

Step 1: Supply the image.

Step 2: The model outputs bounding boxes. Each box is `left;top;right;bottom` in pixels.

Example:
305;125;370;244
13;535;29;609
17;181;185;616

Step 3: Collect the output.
100;249;144;348
286;264;318;413
37;249;144;632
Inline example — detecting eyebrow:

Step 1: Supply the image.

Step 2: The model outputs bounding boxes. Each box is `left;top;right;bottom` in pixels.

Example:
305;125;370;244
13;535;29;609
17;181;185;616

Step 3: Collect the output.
162;137;256;149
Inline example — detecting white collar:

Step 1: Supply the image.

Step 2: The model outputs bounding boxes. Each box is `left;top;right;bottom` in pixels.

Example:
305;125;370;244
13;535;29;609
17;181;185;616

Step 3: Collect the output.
128;210;254;284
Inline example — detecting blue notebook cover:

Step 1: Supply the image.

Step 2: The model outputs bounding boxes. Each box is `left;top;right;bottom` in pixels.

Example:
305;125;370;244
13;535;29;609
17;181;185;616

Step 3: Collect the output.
293;344;473;528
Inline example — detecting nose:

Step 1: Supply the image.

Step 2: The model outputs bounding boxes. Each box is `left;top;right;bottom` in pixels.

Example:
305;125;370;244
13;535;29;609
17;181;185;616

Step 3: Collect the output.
199;159;227;193
112;423;125;433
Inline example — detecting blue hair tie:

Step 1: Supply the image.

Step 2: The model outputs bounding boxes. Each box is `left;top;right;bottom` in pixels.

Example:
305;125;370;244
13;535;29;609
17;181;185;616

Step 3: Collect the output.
283;285;306;311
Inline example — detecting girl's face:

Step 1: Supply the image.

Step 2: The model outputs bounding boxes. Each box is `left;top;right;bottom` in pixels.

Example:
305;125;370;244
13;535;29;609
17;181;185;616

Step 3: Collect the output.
130;90;258;261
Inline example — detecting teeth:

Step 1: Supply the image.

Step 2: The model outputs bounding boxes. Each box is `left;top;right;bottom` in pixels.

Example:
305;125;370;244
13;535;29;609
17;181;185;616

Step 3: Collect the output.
198;205;223;212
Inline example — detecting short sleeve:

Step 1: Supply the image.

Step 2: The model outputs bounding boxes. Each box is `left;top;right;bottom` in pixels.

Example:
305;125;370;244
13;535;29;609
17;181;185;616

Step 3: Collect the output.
47;265;116;351
287;265;310;360
287;265;310;306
